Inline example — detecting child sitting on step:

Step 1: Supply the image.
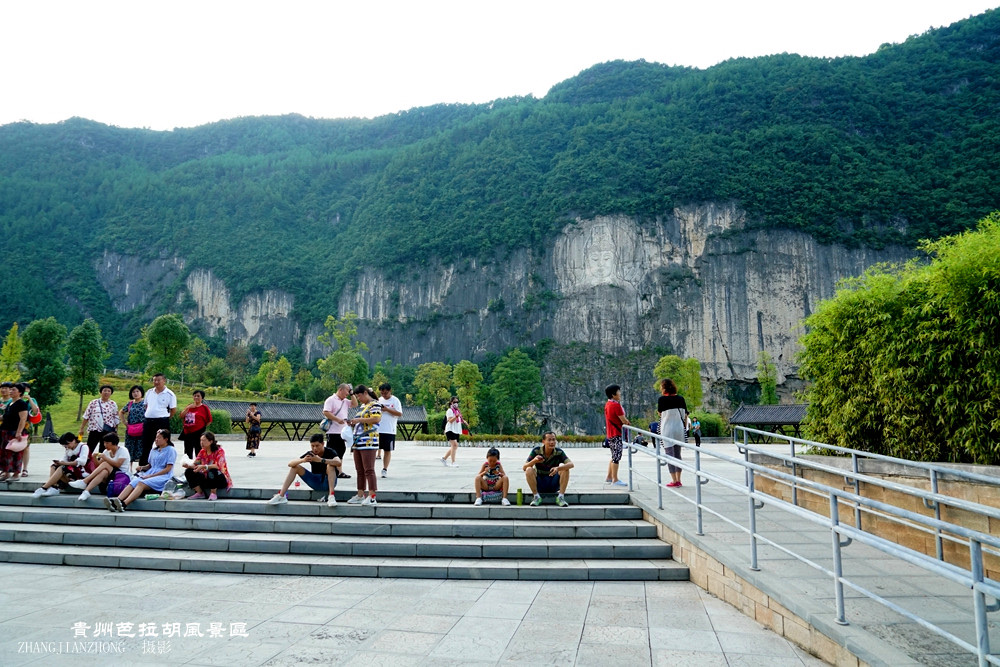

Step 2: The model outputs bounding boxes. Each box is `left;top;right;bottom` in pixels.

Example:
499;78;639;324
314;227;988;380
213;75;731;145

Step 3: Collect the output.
473;447;510;506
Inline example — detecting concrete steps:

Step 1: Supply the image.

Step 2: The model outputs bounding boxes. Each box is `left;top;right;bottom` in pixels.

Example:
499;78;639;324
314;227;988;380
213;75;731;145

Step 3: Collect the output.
0;488;689;581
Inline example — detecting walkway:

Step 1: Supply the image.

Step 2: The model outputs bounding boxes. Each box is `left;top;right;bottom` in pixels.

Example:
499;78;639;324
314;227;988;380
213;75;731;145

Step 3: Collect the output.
0;438;823;666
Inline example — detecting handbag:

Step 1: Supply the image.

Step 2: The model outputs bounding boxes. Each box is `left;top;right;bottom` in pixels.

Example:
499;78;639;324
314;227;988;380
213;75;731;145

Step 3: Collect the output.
6;434;29;452
127;422;144;437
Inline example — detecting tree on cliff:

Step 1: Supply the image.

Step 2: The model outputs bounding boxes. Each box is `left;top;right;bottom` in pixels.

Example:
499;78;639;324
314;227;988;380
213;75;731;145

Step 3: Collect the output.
652;355;702;410
799;212;1000;464
21;317;67;409
0;322;23;381
491;349;543;434
66;318;110;419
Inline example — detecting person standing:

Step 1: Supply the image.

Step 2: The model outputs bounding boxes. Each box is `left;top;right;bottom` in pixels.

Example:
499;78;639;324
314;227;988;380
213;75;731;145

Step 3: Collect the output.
179;390;213;460
658;378;689;488
323;383;357;479
79;385;119;452
346;385;381;505
20;385;40;477
690;417;702;448
0;382;29;482
141;373;176;467
245;403;262;457
377;383;402;478
119;385;146;470
441;397;465;467
603;384;630;487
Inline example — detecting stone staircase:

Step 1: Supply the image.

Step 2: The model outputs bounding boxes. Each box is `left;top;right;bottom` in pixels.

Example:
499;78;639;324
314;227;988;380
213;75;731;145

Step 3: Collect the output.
0;483;688;581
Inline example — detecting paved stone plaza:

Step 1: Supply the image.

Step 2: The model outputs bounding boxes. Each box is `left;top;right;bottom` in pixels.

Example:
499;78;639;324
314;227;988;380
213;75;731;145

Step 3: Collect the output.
0;438;826;666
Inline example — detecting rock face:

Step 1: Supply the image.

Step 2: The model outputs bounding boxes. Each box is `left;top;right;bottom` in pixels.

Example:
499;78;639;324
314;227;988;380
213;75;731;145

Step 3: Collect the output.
184;270;300;348
95;251;186;315
341;205;914;421
96;204;916;432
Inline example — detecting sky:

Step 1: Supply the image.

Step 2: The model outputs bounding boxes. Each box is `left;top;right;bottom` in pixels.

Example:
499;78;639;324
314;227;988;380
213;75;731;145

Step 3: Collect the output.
2;0;998;131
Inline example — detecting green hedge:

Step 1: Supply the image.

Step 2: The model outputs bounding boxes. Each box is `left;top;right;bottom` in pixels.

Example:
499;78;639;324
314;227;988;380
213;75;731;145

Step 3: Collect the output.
691;412;729;437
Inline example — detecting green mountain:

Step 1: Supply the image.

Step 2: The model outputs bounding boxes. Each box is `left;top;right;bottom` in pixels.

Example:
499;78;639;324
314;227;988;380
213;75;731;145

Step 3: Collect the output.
2;9;999;366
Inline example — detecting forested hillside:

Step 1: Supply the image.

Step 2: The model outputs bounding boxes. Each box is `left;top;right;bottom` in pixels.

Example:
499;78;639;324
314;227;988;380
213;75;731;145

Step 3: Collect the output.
2;9;999;365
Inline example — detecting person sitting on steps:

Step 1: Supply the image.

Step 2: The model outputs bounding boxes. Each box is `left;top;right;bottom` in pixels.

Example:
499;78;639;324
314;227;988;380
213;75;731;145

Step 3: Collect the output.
473;447;510;506
266;434;340;507
523;431;574;507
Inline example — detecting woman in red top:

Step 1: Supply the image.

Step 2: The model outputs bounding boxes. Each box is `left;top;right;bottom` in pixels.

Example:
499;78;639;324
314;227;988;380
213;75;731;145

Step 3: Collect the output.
180;390;213;460
604;384;631;487
182;431;232;501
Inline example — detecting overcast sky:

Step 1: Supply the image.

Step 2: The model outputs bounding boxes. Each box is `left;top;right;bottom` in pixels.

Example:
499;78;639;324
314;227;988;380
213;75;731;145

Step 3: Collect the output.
2;0;998;131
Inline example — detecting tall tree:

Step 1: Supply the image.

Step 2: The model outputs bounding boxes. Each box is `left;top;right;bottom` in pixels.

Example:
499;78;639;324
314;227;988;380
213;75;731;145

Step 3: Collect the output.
757;351;779;405
21;317;68;409
652;355;703;410
491;349;543;433
67;318;110;419
316;312;369;390
452;360;484;428
414;362;452;411
146;314;190;375
0;322;24;381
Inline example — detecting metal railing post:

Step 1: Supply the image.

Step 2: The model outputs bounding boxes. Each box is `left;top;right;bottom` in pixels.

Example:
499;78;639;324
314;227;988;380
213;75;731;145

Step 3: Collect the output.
655;437;663;510
930;470;943;561
748;464;760;571
830;494;849;625
970;540;991;666
851;453;862;530
790;438;798;507
627;437;634;491
695;445;704;536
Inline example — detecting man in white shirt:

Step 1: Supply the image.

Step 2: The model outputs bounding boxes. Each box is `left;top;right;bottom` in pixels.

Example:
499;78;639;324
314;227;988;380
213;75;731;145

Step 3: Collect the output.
142;373;177;466
323;383;357;479
377;383;403;478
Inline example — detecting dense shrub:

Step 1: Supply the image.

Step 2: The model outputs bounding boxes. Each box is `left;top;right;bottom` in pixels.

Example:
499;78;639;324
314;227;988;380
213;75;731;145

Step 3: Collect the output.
799;213;1000;463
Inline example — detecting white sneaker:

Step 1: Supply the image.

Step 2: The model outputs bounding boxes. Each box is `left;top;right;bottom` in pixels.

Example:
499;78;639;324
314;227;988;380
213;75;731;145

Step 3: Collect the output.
78;490;91;501
501;497;511;506
68;479;87;490
381;469;387;478
327;495;337;507
316;495;326;503
347;495;364;504
474;497;483;506
266;494;288;505
362;495;377;506
42;487;60;497
440;457;448;466
31;487;45;498
448;462;459;468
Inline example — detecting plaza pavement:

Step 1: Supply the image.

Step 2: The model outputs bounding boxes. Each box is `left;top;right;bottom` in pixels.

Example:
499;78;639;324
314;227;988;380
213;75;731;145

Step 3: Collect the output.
0;437;827;666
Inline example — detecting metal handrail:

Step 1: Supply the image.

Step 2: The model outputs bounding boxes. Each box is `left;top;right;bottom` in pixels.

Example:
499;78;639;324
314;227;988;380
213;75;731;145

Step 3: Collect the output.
624;424;1000;667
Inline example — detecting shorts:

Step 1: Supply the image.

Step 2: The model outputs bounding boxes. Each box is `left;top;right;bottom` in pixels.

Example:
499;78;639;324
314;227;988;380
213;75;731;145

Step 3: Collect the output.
326;433;346;459
483;475;501;490
537;472;560;494
378;433;396;452
446;431;460;442
300;470;329;491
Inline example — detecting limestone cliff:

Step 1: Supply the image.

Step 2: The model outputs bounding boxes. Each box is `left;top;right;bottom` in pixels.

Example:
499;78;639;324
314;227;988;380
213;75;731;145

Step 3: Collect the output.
96;204;915;432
